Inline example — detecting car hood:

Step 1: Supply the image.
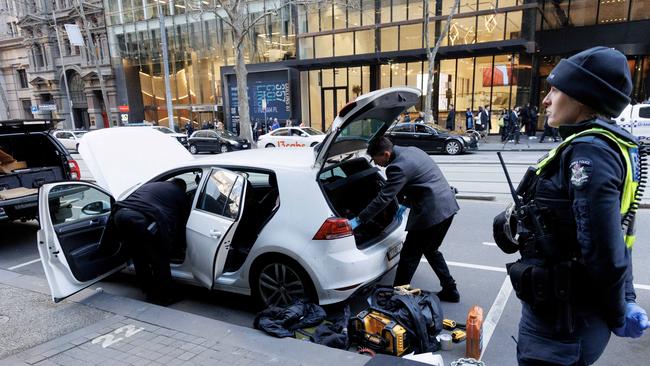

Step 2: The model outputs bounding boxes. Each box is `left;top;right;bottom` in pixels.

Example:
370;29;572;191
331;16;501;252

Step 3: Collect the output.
314;87;421;169
79;127;193;198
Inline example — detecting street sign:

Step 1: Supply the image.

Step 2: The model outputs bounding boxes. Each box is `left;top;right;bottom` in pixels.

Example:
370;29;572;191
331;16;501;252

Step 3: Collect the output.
38;104;57;111
262;98;267;112
121;113;129;123
30;105;38;114
64;24;85;46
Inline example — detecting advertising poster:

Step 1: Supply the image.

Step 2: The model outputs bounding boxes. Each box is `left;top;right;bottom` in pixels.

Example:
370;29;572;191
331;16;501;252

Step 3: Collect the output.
227;71;291;129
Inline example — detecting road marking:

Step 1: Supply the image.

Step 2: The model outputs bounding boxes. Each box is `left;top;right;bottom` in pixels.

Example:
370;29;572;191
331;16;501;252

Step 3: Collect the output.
635;284;650;291
480;276;513;360
92;324;144;348
8;258;41;271
482;242;498;246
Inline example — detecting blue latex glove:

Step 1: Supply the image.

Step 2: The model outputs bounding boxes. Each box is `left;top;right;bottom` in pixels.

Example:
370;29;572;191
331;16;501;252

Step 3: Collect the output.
348;217;361;230
613;303;649;338
396;204;407;218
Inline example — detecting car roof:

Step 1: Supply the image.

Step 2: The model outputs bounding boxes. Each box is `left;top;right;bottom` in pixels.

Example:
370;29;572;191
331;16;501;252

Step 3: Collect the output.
190;147;316;171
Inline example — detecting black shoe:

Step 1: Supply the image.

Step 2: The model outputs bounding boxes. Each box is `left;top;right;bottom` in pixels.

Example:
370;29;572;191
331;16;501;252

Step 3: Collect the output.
437;287;460;303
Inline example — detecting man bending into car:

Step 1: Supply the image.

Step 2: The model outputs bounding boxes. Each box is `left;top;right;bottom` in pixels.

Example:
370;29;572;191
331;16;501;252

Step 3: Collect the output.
348;137;461;302
113;178;191;306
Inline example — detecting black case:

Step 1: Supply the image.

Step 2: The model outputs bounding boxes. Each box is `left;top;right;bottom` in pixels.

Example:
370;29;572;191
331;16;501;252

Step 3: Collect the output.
17;167;64;188
0;173;21;191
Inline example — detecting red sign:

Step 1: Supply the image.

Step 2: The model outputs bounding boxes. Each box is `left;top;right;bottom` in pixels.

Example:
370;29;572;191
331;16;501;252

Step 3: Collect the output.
118;105;129;113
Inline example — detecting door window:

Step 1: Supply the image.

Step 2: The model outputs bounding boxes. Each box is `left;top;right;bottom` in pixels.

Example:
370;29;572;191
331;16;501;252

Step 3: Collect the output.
391;124;412;133
414;124;429;134
196;169;244;219
207;131;219;138
48;184;112;225
639;107;650;119
273;129;289;136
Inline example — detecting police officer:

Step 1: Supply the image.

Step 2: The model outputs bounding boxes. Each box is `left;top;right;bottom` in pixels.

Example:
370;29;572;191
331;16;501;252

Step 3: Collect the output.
113;179;191;305
494;47;648;365
349;137;461;302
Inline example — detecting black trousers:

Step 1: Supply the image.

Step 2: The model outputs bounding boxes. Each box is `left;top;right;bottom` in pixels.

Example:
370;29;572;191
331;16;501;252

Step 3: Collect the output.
113;208;172;303
393;215;456;288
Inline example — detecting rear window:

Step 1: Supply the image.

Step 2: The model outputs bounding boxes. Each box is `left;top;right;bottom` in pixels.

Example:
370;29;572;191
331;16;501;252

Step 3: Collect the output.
0;133;65;168
337;119;385;144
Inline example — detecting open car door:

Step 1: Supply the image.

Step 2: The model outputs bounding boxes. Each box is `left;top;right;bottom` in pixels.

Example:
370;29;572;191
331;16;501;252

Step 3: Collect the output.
37;181;128;302
185;168;248;288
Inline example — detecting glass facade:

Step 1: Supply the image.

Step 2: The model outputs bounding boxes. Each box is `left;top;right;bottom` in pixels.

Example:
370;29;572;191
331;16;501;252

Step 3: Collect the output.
541;0;649;29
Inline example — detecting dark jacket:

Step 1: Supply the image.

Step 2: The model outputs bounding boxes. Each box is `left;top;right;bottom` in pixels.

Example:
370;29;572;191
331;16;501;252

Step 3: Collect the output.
114;181;190;246
446;110;456;130
359;146;459;230
533;119;636;329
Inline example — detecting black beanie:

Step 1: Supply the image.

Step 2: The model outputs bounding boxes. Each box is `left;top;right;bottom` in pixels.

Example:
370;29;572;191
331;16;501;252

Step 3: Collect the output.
547;46;632;117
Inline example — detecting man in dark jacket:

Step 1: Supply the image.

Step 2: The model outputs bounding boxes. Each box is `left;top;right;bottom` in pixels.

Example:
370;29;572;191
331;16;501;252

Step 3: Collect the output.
446;105;456;131
348;137;461;302
113;179;191;305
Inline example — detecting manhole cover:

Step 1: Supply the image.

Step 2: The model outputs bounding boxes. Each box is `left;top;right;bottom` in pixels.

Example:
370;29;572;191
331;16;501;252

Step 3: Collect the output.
0;315;9;324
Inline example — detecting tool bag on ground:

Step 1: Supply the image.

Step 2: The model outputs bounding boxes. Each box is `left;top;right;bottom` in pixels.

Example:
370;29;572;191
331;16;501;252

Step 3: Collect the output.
351;286;444;355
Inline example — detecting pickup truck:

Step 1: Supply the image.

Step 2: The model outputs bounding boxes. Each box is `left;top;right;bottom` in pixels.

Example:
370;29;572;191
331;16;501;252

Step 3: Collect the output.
0;119;81;221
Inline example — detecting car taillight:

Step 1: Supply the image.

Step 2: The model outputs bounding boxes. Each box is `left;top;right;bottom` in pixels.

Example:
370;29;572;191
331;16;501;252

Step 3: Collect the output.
68;160;80;180
313;218;353;240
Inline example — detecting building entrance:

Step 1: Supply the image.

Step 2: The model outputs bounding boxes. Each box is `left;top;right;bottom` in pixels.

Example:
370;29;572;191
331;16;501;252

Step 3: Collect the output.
321;87;348;132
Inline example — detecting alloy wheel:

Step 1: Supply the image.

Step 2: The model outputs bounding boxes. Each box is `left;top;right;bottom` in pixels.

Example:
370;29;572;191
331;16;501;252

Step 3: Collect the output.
220;144;229;153
445;140;461;155
189;144;198;154
257;262;307;307
265;143;275;148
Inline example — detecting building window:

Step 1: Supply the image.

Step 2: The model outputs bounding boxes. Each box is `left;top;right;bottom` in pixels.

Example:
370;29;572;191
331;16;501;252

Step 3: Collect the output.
598;0;631;24
630;0;650;21
380;26;398;52
400;24;423;50
17;69;28;88
314;35;333;58
355;30;374;54
568;0;597;26
33;45;44;68
334;32;353;56
21;99;32;119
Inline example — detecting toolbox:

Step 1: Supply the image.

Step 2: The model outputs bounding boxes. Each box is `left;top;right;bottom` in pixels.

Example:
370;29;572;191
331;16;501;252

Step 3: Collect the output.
351;309;411;356
17;167;63;188
0;173;20;192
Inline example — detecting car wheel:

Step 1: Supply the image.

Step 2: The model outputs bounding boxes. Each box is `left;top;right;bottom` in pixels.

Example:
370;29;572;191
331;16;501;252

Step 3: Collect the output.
220;144;230;153
310;142;319;147
445;140;462;155
265;143;275;148
189;144;198;154
251;257;316;308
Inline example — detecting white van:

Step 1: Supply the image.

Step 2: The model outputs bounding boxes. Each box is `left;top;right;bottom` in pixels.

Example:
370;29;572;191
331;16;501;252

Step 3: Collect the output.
614;103;650;141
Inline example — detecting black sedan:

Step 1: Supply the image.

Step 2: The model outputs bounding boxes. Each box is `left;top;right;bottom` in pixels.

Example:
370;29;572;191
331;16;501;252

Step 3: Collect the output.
386;123;478;155
188;129;251;154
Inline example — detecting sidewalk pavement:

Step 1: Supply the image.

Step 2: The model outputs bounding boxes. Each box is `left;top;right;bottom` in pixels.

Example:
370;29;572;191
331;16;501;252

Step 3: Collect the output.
0;268;428;366
477;135;561;152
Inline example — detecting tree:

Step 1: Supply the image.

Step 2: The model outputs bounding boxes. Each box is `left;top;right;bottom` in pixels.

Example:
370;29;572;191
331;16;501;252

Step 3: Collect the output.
423;0;460;125
190;0;357;146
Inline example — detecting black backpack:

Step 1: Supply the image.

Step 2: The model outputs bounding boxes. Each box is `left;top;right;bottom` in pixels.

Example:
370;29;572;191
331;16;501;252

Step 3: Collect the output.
368;286;444;354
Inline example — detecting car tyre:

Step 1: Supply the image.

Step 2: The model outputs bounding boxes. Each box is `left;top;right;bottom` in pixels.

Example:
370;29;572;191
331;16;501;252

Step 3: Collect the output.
251;256;316;309
220;144;230;153
265;143;275;148
445;140;462;155
189;144;198;154
310;142;319;147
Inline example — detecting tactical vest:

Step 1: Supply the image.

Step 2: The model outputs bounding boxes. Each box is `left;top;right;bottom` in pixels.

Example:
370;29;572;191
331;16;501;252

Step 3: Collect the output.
535;123;645;248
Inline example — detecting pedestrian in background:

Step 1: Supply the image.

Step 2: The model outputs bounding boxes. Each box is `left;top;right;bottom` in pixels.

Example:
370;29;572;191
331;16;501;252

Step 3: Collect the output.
446;104;456;131
348;137;461;302
271;118;280;131
499;109;508;142
465;108;474;130
496;46;649;365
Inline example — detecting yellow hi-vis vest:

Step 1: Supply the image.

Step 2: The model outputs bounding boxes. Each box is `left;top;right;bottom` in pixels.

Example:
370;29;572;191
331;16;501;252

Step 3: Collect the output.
536;128;640;248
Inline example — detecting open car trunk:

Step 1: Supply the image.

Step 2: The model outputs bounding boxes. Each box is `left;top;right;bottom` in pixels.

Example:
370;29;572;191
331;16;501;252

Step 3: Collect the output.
319;157;399;248
0;134;66;191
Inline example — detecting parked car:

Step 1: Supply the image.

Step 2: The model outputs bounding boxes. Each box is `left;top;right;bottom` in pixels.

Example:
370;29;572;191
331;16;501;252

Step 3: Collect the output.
614;103;650;141
188;129;250;154
386;123;479;155
0;119;81;222
52;130;87;151
152;126;189;149
258;127;325;148
36;87;419;308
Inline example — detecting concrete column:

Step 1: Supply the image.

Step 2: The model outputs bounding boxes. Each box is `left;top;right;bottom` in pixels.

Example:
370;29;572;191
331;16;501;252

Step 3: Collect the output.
84;90;102;129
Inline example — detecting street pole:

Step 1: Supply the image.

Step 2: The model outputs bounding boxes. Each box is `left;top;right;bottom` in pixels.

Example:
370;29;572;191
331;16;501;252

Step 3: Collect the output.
51;8;75;130
156;1;175;130
76;0;112;128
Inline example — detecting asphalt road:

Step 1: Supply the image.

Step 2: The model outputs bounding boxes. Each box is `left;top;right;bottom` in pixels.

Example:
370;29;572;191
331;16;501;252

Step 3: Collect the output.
2;149;649;365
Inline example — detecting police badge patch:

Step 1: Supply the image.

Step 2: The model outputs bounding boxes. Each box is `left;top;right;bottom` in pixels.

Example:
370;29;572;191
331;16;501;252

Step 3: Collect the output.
570;159;593;189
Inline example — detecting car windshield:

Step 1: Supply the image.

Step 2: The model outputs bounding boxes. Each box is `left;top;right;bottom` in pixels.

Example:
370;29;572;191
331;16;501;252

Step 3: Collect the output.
219;130;238;138
302;127;323;135
155;127;175;134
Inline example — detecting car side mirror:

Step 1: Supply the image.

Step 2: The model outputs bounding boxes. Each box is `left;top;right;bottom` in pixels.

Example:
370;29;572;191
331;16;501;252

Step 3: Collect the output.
301;133;308;137
81;201;111;215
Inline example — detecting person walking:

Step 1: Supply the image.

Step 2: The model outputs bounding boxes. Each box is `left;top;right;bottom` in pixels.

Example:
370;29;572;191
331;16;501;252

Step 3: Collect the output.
508;108;520;144
112;179;191;305
348;137;461;302
465;108;474;130
528;104;539;138
446;105;456;131
493;46;648;365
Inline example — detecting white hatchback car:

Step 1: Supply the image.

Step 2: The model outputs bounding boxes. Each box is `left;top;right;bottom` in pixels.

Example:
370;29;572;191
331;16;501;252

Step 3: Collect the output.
258;126;325;148
37;87;419;307
52;130;87;151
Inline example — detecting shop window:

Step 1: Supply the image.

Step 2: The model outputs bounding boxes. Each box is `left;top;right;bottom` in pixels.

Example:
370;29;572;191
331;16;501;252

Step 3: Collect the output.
349;3;361;27
381;26;398;52
477;13;505;42
355;30;375;54
334;32;354;56
322;5;333;31
568;0;597;26
392;63;407;86
322;69;334;87
380;64;391;88
498;0;517;7
459;0;478;13
630;0;650;21
491;54;515;116
479;0;497;10
408;0;423;19
406;62;422;90
299;37;314;59
380;0;391;23
426;22;436;47
438;59;457;127
308;6;320;32
598;0;630;24
309;70;322;128
441;0;457;15
362;66;371;94
455;58;475;114
400;24;423;50
335;68;348;87
505;11;522;39
449;17;476;45
349;67;362;99
333;4;347;29
393;0;407;22
362;0;375;25
542;0;568;29
314;35;333;58
473;56;493;116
